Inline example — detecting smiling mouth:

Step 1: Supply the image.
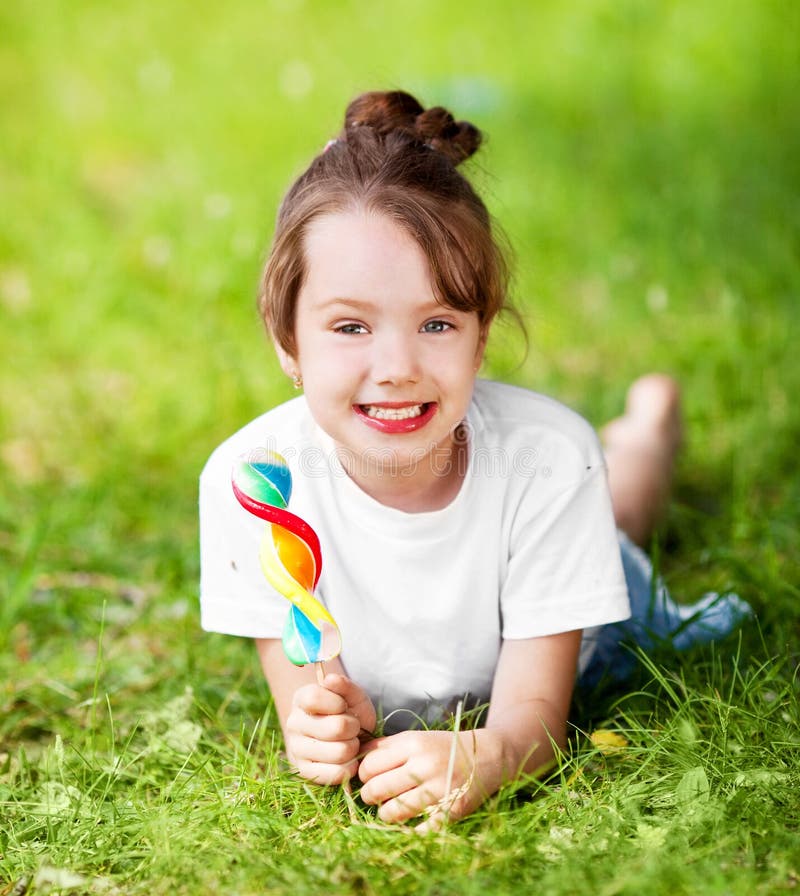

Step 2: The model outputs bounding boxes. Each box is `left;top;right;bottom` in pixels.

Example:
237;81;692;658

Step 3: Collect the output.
361;403;426;421
354;402;437;433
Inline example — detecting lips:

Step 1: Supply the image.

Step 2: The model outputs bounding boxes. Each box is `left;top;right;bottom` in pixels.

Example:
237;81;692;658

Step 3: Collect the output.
354;401;437;433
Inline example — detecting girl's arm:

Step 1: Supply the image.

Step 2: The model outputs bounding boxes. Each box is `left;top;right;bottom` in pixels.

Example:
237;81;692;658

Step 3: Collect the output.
255;638;377;785
358;629;582;830
484;628;582;775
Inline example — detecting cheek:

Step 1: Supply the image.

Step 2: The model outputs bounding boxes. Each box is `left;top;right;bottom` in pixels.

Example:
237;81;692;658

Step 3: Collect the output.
446;342;483;379
301;347;362;394
316;347;353;373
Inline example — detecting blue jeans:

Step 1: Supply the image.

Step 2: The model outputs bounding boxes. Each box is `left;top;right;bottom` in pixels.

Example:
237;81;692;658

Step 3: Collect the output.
579;531;752;689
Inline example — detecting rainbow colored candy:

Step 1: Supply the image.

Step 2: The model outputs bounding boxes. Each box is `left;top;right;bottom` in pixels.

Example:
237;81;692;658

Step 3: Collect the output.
231;448;341;666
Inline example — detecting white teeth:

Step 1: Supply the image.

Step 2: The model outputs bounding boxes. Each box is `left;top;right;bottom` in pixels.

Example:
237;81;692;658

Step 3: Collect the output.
363;404;424;420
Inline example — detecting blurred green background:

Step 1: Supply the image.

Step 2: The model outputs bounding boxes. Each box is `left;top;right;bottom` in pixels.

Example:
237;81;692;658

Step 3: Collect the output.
1;1;799;891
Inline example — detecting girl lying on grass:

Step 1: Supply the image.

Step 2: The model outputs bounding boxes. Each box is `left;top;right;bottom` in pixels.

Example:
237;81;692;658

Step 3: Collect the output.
199;90;750;830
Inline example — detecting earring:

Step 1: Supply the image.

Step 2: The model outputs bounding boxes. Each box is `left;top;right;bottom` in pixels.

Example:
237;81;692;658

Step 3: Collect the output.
292;372;303;390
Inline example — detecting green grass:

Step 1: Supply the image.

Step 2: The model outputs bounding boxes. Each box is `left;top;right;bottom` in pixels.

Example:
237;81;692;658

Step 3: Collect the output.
1;0;798;892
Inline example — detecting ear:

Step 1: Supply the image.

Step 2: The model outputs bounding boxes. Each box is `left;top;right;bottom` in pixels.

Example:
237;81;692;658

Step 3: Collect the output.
273;338;299;379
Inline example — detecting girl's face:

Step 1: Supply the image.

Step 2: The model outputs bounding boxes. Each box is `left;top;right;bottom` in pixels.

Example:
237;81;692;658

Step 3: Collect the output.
276;208;486;503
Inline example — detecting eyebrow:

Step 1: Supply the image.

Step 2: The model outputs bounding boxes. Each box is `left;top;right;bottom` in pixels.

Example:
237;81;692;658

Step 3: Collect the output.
314;296;455;315
314;297;375;312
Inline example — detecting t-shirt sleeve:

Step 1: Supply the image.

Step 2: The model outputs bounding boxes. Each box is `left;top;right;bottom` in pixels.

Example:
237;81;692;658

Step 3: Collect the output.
500;463;631;639
198;450;289;639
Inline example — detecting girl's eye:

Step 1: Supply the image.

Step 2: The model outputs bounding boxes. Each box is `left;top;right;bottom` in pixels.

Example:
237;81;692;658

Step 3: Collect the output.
421;319;453;334
335;322;368;335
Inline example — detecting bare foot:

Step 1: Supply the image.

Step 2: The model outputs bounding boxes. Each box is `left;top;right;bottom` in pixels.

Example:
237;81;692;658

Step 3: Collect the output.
601;374;682;546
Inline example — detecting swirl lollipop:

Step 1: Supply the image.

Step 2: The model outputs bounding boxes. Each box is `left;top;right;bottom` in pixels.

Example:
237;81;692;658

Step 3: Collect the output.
232;448;341;671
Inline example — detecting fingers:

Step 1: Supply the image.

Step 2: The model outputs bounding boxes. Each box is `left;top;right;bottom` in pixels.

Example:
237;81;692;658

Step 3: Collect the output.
359;735;447;822
321;673;378;732
320;672;364;704
289;680;366;740
371;780;473;826
376;784;433;824
289;733;361;765
358;737;404;781
358;731;434;782
357;731;482;827
361;762;456;825
292;681;349;716
292;755;360;786
414;804;451;834
288;703;362;741
293;676;376;734
360;761;419;806
285;679;370;786
285;720;361;784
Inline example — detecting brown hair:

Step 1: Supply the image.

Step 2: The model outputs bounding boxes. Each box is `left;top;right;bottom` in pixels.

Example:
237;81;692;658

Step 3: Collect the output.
260;90;512;356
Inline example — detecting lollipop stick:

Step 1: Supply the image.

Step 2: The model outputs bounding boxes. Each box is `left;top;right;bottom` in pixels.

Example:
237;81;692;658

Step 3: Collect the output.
315;661;326;686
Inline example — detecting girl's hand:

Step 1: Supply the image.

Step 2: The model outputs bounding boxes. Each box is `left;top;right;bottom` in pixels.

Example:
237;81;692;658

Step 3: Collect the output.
285;672;377;785
358;728;504;832
357;632;582;831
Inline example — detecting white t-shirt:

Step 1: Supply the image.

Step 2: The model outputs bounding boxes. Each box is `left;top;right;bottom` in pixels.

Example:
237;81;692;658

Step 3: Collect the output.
199;379;631;727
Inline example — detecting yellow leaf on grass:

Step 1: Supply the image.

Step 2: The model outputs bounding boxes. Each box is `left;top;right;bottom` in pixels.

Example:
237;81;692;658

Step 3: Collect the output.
590;729;629;754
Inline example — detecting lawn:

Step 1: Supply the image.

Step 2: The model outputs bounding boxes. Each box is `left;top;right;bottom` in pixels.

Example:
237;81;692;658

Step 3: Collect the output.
1;1;798;893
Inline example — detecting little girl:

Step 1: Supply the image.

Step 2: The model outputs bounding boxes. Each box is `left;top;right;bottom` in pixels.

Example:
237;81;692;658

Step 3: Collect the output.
199;90;749;830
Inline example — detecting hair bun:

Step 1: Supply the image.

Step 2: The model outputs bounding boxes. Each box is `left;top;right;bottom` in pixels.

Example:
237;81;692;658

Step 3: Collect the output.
414;106;481;164
344;90;481;165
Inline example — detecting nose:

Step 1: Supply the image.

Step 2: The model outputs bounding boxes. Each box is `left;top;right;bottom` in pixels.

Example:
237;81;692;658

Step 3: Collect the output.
371;331;422;386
